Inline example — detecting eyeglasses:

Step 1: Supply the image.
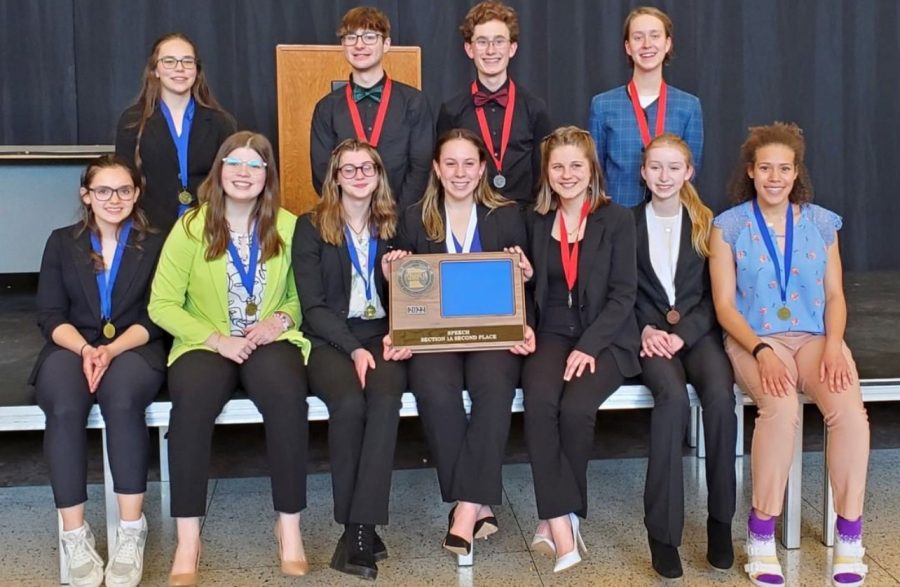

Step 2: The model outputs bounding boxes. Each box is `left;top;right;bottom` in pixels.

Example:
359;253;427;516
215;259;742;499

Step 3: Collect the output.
338;162;377;179
472;37;510;50
157;56;198;69
222;157;267;172
89;186;136;201
341;32;383;46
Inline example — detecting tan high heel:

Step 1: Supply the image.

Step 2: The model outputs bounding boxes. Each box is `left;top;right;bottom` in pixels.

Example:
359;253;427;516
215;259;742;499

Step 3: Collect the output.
275;519;309;576
168;544;201;586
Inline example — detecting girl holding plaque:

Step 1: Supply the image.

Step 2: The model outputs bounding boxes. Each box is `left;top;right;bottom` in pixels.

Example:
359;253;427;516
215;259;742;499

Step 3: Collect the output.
149;132;311;585
522;126;639;573
116;32;236;232
293;139;408;581
588;7;703;207
710;123;869;587
394;128;532;558
31;155;165;587
634;134;736;578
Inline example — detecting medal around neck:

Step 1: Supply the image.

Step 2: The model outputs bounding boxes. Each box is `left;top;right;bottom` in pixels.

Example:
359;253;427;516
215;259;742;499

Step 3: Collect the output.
389;251;526;352
178;190;193;205
492;174;506;189
103;321;116;339
666;309;681;325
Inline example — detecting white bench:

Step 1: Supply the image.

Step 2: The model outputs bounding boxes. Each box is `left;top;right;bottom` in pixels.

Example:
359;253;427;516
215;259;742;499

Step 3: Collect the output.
1;381;833;578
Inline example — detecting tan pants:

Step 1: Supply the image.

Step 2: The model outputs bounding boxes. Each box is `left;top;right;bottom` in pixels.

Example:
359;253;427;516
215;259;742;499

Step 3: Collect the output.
725;332;869;518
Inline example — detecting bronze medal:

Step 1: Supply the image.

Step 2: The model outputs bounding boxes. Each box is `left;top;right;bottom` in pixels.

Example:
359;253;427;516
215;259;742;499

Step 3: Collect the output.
245;301;258;316
365;304;377;319
666;309;681;325
777;306;791;320
178;190;193;205
103;321;116;339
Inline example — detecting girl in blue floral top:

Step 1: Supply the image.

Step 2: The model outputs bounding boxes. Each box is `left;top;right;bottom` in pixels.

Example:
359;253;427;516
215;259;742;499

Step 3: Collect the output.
710;123;869;587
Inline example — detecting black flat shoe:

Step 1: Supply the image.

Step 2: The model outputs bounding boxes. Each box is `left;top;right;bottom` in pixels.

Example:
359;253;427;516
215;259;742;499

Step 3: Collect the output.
373;529;387;562
706;518;734;570
473;516;499;540
648;535;683;578
330;526;378;581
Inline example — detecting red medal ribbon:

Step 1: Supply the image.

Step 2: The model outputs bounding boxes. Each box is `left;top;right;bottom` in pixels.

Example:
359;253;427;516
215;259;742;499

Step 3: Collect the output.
471;80;516;173
559;197;591;295
345;77;393;147
627;79;667;147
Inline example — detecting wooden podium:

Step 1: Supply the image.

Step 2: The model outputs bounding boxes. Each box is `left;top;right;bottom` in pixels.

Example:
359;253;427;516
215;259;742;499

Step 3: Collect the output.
275;45;422;215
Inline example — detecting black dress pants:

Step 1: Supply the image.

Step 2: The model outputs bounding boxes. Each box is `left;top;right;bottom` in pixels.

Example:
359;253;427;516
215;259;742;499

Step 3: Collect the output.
307;339;405;525
640;331;737;546
167;342;308;517
408;350;520;505
35;349;163;508
523;334;623;520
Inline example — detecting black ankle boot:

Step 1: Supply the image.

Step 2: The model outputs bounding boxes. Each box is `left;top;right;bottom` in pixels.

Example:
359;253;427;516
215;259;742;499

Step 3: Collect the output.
648;535;683;578
373;529;388;562
330;524;377;580
706;518;735;569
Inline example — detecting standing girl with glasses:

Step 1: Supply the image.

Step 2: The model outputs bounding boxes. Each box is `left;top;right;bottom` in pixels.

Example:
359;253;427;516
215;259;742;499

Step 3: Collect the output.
589;7;703;207
149;132;311;585
292;139;409;581
393;128;533;560
710;123;869;587
634;134;736;578
116;32;236;232
31;155;165;587
522;126;639;573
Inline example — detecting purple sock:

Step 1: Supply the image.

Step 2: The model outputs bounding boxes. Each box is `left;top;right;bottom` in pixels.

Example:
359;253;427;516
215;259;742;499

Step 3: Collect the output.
836;515;862;541
748;510;776;541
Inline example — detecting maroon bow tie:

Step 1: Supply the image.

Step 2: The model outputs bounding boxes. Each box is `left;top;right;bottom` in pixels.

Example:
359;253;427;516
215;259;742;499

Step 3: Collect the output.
473;87;509;108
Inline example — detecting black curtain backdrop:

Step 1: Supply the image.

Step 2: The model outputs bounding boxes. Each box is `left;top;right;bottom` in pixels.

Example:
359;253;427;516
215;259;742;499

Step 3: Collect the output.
1;0;898;270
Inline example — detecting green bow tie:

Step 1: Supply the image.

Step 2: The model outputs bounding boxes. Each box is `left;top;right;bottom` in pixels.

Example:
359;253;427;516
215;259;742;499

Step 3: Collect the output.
352;84;383;103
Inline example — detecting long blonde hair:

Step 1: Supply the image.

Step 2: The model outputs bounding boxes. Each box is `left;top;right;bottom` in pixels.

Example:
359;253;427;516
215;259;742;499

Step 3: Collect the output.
311;139;397;245
534;126;610;215
642;133;712;257
421;129;513;242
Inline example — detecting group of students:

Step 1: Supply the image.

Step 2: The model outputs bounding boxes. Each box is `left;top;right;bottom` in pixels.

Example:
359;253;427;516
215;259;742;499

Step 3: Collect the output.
29;2;870;587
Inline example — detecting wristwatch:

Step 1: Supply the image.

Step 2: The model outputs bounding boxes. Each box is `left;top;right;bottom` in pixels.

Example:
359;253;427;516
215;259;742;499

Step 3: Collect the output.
273;312;292;332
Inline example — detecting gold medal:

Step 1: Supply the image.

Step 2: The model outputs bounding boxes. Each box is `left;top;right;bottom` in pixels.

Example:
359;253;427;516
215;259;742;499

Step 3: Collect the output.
103;321;116;339
178;190;193;205
777;306;791;320
245;301;258;316
364;304;377;319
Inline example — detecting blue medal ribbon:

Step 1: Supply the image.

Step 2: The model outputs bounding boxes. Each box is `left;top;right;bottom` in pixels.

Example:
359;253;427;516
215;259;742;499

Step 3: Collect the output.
90;220;133;325
159;98;196;217
451;225;483;253
344;226;377;306
226;225;260;307
751;198;794;311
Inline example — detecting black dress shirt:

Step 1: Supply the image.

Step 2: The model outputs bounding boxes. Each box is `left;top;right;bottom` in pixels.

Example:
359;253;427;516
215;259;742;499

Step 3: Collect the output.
437;79;552;206
310;77;434;213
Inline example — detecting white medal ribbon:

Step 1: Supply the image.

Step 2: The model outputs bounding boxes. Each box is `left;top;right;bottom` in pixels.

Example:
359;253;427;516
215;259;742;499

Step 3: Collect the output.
444;203;478;254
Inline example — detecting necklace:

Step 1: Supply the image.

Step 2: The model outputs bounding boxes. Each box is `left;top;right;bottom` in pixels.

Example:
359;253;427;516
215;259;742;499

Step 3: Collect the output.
346;218;370;246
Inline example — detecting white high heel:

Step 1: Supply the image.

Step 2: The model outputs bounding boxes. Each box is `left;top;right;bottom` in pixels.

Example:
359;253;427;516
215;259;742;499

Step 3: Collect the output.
553;513;587;573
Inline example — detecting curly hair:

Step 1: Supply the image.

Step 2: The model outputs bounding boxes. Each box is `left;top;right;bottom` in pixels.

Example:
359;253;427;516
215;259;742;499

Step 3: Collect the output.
727;122;813;204
338;6;391;38
460;1;519;43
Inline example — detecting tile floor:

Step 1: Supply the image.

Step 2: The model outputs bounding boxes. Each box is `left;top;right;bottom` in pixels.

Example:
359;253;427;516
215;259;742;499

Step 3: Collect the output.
3;450;898;586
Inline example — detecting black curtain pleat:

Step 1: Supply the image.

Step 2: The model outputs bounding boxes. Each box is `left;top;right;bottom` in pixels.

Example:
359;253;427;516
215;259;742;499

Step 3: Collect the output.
1;0;898;270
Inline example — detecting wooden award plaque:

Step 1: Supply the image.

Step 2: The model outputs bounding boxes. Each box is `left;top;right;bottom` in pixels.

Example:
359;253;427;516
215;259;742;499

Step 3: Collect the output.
389;251;526;352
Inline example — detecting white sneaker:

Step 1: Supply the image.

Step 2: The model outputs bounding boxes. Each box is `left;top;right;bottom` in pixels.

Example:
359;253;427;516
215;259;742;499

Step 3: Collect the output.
105;516;147;587
61;522;104;587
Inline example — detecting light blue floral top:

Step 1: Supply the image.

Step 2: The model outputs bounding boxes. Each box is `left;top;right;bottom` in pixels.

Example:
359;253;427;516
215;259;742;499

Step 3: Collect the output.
714;201;841;336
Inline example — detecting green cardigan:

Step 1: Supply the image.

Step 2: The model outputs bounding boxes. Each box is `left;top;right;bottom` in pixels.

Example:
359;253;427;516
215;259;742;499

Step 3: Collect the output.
149;205;310;366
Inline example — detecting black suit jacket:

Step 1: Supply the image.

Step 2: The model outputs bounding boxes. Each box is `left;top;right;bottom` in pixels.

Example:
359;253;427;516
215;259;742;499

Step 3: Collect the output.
30;225;166;384
397;201;527;255
633;202;718;348
115;104;237;232
292;214;391;353
527;203;640;378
